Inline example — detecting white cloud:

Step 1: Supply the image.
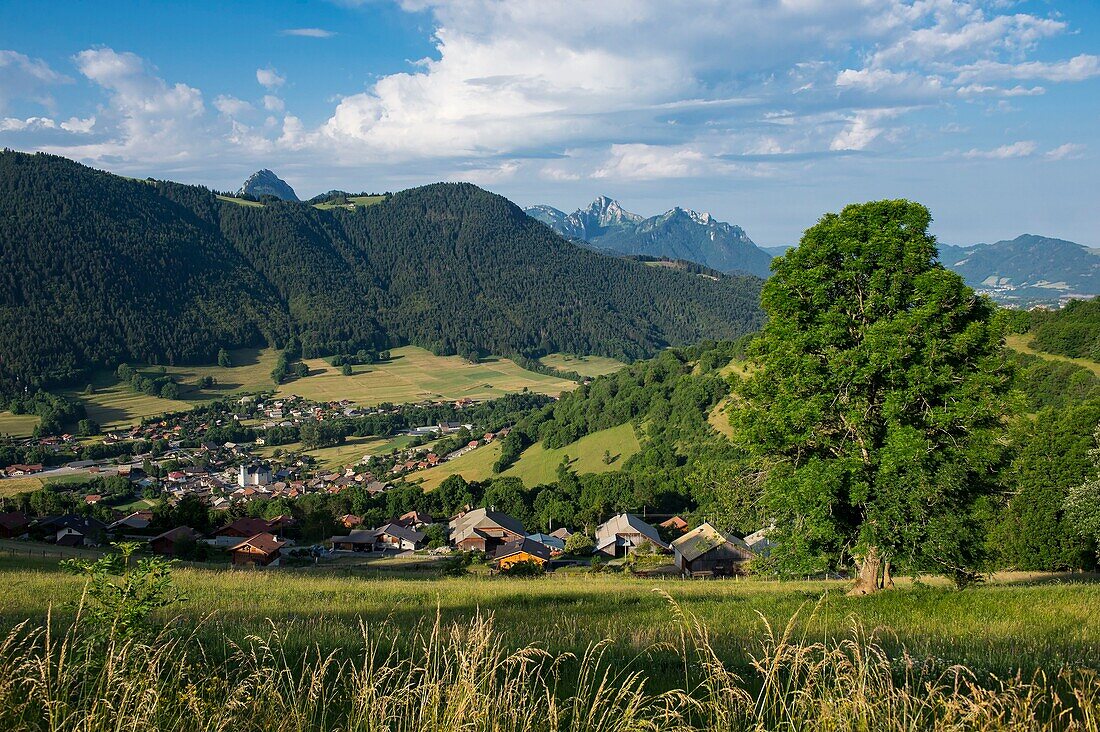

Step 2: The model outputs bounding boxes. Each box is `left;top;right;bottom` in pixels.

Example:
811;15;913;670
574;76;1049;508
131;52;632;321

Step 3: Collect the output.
214;95;253;117
0;116;57;132
954;54;1100;84
1046;143;1085;161
60;115;96;133
592;144;713;180
53;48;207;162
281;28;336;38
963;140;1037;159
830;109;902;151
0;50;70;112
256;67;285;89
262;95;285;112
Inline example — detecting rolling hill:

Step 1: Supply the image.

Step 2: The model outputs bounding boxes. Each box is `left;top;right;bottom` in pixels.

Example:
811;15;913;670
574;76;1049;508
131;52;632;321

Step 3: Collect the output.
0;151;763;395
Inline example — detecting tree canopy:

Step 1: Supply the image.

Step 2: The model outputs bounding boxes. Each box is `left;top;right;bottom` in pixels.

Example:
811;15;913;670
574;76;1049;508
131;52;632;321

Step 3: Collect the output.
734;200;1012;591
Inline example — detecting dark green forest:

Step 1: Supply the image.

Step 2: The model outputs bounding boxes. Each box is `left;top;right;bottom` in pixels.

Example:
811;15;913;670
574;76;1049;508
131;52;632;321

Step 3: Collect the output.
0;151;763;395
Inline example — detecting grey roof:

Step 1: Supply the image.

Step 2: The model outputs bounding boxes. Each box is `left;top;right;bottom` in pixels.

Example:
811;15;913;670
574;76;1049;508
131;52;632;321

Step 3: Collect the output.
671;523;752;563
375;522;425;544
595;513;668;550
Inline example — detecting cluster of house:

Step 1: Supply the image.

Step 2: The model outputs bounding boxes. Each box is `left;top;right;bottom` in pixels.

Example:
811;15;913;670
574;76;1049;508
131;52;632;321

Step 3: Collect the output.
381;427;508;477
0;509;292;567
326;506;773;576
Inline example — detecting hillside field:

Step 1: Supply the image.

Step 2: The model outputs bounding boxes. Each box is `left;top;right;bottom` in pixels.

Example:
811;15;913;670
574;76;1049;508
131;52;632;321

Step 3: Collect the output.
415;422;641;489
312;194;386;210
1;347;574;439
0;412;40;438
255;434;421;472
1006;333;1100;376
538;353;625;378
280;347;574;406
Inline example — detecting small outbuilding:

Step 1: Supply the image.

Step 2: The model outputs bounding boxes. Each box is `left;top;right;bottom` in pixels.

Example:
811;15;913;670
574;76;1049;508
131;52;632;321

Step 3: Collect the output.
228;532;284;567
671;523;754;577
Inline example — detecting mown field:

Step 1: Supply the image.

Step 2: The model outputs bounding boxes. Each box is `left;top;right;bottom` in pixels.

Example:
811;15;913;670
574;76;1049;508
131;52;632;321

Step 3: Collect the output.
538;353;624;378
0;347;575;439
311;194;386;210
282;347;574;405
415;422;641;489
1006;332;1100;376
0;554;1096;685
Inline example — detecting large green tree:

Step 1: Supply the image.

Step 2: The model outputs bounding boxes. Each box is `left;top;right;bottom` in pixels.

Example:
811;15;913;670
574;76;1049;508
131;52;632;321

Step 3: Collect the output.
734;200;1011;593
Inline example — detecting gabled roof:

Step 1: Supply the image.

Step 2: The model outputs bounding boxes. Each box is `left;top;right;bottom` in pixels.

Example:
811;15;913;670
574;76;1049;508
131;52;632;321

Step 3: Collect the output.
215;517;272;536
375;522;425;544
526;533;565;551
151;526;202;543
595;513;668;550
494;537;552;562
671;522;751;563
228;532;284;554
449;507;525;544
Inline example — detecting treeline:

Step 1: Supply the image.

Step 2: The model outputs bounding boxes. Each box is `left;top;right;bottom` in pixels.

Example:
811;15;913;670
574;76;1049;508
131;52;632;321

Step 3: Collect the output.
116;364;181;400
0;151;762;398
0;391;85;438
484;332;1100;571
1025;298;1100;360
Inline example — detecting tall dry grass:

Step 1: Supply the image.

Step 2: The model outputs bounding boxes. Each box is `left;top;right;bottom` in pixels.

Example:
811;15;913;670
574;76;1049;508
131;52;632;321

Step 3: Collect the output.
0;593;1097;731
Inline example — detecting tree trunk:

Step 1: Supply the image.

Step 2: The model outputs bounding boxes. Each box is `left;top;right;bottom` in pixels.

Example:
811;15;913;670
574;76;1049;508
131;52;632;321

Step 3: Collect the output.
882;560;895;589
848;545;883;596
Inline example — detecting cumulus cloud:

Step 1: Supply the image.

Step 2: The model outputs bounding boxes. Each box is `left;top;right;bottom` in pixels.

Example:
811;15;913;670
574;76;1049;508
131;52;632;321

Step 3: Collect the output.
2;0;1095;191
256;67;285;89
0;50;70;112
214;95;253;117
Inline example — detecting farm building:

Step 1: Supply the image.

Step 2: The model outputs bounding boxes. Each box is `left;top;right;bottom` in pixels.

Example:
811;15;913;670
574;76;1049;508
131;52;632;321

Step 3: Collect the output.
149;526;203;557
329;523;425;552
449;508;525;553
213;517;275;546
671;523;754;577
228;532;284;567
595;513;669;558
494;538;552;570
0;511;30;539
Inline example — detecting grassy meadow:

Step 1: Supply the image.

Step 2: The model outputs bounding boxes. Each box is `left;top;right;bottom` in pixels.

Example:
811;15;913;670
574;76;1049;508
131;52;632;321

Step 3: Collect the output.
0;411;40;438
311;194;387;210
0;555;1096;679
415;422;641;489
255;433;421;471
1006;332;1100;376
538;353;625;378
1;553;1098;730
281;346;574;406
0;346;575;439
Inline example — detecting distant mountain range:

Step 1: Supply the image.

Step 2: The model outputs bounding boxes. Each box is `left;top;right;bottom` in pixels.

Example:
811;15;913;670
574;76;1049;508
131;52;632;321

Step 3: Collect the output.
526;197;773;278
525;198;1094;306
238;169;299;202
939;234;1099;306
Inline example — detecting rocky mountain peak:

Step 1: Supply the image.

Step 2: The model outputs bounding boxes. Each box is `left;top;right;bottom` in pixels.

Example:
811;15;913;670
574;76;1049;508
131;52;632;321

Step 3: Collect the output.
238;169;299;202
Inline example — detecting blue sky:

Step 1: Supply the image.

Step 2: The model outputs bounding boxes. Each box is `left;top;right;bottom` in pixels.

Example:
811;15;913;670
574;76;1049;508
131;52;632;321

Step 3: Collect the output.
1;0;1098;247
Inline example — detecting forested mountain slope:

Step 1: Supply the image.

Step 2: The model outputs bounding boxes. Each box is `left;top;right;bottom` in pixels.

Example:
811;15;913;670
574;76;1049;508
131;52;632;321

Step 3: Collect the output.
0;151;763;393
